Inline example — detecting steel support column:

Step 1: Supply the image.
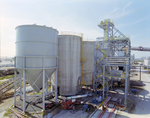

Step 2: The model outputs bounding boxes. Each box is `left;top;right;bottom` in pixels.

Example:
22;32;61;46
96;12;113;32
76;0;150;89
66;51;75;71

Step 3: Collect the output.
51;75;54;92
103;65;105;99
106;77;109;96
14;69;17;107
19;74;22;99
23;69;26;112
43;69;45;111
55;69;57;103
46;81;48;94
125;65;128;105
128;65;130;92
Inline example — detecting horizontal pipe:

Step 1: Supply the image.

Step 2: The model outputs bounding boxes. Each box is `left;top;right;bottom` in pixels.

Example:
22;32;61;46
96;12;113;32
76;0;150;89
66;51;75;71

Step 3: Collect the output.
15;67;58;69
66;94;92;99
15;56;59;58
131;46;150;51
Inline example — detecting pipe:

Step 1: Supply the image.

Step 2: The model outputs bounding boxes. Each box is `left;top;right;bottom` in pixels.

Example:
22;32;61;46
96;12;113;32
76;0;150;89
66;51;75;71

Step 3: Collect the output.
66;94;91;99
131;46;150;51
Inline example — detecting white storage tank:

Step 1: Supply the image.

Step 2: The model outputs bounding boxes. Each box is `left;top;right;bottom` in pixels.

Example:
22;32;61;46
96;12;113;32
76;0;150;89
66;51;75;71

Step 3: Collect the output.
58;34;81;95
82;41;95;85
15;25;58;93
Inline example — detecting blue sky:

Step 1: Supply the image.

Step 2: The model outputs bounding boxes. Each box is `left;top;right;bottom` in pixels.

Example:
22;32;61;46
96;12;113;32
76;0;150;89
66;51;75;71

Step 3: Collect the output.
0;0;150;58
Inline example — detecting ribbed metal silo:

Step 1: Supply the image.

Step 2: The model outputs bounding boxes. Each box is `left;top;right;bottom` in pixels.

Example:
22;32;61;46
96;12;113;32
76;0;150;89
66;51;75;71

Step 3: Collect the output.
58;34;81;95
15;25;58;93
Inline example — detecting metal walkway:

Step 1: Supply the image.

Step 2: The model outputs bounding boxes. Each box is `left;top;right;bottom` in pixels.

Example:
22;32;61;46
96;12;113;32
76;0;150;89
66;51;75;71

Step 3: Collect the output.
90;97;121;118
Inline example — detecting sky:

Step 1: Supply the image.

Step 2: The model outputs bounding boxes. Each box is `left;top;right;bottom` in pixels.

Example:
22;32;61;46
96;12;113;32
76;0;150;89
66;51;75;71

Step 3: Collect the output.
0;0;150;58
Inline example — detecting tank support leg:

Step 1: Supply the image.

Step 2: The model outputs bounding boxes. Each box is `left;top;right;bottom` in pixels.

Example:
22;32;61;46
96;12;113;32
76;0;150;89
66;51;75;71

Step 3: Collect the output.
55;69;57;103
19;74;22;99
14;69;17;107
43;69;45;110
23;69;26;112
51;75;53;92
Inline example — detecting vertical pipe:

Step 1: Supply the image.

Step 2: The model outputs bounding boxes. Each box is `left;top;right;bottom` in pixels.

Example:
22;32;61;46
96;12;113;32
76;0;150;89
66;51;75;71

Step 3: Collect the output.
103;65;105;99
43;69;45;111
23;69;26;112
55;69;57;103
14;69;17;107
125;65;128;106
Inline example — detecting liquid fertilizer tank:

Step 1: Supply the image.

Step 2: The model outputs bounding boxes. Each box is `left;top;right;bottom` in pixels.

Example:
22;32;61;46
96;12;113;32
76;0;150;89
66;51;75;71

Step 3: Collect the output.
15;25;58;93
58;35;81;95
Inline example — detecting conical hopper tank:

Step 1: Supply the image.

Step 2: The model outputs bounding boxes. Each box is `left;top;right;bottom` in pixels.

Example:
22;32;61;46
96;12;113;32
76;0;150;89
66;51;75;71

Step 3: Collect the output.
15;25;58;93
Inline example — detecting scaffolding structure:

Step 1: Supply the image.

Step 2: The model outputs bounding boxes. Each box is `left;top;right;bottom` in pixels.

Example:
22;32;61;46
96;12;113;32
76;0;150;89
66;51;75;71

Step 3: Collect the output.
93;19;131;105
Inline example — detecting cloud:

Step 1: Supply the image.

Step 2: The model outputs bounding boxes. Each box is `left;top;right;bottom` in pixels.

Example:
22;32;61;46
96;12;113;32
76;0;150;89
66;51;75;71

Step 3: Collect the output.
102;1;133;20
132;15;149;25
111;8;118;13
118;15;149;28
123;2;132;12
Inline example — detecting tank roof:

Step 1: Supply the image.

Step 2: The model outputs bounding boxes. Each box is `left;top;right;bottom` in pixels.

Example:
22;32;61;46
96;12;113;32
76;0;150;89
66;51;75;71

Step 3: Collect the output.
15;24;58;32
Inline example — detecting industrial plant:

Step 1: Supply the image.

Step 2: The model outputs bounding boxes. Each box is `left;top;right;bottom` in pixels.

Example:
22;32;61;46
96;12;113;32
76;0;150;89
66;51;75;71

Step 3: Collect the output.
0;19;150;118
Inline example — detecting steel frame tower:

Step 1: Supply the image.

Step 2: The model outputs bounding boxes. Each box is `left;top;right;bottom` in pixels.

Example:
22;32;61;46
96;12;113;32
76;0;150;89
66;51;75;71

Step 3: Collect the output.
93;19;130;105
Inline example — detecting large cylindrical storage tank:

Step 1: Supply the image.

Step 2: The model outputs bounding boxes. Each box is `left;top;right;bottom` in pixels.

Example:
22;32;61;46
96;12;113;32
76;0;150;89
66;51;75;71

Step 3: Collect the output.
82;41;95;85
15;25;58;93
58;35;81;95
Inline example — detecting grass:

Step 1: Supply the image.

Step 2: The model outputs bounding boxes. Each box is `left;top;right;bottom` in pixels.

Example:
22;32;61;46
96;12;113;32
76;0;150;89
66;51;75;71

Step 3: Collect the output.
0;75;14;80
4;108;12;116
4;106;29;118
